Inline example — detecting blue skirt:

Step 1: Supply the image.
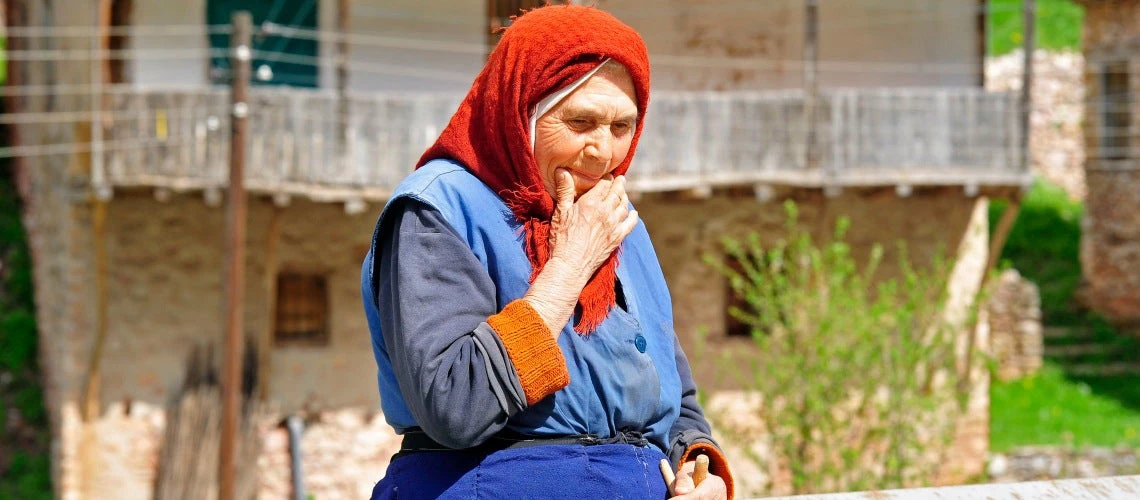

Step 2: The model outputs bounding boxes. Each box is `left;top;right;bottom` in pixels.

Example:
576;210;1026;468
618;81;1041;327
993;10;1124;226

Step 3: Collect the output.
371;443;670;499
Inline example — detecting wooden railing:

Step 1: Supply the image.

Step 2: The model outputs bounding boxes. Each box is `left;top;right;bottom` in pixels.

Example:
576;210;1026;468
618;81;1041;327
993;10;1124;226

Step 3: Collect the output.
103;86;1026;201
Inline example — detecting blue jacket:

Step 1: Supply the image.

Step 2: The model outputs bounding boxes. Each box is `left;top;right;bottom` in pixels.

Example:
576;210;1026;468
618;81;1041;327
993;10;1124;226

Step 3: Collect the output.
362;159;709;458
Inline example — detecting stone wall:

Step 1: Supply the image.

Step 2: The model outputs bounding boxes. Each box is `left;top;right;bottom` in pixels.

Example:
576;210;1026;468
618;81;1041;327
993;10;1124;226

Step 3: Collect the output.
27;185;991;498
988;446;1140;483
644;190;992;497
987;269;1044;381
986;50;1086;200
59;402;401;500
641;188;987;388
98;193;379;411
1080;0;1140;327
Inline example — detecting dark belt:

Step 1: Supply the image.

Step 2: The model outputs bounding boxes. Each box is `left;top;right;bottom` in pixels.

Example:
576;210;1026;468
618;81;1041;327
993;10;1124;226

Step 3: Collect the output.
394;427;650;461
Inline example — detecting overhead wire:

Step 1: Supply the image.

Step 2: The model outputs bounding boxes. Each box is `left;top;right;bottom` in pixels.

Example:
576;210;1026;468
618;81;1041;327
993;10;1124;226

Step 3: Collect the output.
3;4;1131;164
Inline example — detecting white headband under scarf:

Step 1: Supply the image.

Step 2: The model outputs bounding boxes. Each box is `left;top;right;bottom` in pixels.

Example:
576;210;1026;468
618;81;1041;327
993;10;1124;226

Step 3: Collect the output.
529;59;611;152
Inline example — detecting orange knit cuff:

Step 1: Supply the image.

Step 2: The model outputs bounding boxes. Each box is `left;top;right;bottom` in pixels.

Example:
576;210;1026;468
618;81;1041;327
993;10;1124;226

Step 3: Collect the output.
487;299;570;406
680;442;735;500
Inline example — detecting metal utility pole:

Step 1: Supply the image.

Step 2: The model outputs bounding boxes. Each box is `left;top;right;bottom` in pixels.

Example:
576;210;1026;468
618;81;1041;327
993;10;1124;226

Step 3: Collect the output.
219;11;251;500
803;0;820;171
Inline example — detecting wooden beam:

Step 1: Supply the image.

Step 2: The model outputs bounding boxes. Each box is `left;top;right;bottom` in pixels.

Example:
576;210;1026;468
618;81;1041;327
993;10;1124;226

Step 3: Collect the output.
803;0;820;171
258;206;283;402
80;200;109;421
977;0;987;87
3;0;28;178
1020;0;1035;172
985;196;1022;276
90;0;113;199
78;0;114;422
336;0;350;170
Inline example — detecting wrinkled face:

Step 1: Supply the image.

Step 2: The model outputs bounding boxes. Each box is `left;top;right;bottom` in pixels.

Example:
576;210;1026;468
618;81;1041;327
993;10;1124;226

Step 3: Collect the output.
533;64;639;199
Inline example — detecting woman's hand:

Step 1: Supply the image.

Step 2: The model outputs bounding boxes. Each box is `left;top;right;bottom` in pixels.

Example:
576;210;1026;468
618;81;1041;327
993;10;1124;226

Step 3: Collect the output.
522;168;639;337
669;460;728;500
548;168;639;275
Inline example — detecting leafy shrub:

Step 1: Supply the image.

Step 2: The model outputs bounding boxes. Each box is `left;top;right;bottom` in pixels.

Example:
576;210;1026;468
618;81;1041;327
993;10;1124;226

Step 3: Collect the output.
705;201;974;494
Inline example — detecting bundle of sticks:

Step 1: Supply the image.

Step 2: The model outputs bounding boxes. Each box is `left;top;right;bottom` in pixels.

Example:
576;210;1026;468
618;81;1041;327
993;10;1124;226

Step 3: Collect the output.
153;342;262;500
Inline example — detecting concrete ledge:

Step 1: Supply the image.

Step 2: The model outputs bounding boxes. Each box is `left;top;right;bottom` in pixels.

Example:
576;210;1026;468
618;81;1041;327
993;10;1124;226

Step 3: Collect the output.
763;475;1140;499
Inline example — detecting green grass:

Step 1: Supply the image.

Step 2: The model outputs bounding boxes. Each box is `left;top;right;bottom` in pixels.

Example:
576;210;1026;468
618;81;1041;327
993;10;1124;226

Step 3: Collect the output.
988;0;1084;56
989;179;1140;450
991;363;1140;451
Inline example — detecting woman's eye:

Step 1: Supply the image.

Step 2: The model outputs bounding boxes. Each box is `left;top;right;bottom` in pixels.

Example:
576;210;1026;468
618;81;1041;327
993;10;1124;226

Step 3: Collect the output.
612;122;632;134
567;118;591;129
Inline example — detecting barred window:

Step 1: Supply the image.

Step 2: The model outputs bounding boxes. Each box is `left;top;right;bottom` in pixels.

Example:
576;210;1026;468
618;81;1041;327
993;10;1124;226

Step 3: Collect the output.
274;273;330;346
1101;61;1132;161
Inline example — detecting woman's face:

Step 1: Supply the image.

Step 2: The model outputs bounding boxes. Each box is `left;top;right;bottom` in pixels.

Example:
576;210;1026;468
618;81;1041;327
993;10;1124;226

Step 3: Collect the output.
534;65;639;199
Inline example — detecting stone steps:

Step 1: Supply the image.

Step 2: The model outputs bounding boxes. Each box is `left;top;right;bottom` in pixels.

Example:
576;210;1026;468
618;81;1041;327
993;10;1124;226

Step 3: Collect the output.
1063;363;1140;377
1044;343;1115;358
1043;326;1094;340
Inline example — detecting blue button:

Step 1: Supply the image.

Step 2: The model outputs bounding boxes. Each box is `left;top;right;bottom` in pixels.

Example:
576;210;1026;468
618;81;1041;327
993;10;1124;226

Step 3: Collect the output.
634;334;647;353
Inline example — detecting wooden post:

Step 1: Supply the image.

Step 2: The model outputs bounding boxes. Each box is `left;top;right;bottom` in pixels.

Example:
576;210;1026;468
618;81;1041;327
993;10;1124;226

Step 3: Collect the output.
336;0;350;169
986;195;1022;276
1020;0;1035;171
803;0;820;172
79;0;113;422
258;206;283;402
976;0;987;87
3;1;27;189
219;11;251;500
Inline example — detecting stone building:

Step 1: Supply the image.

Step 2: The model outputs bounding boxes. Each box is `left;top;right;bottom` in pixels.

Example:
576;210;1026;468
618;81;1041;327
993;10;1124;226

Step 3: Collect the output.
6;0;1027;497
1077;0;1140;328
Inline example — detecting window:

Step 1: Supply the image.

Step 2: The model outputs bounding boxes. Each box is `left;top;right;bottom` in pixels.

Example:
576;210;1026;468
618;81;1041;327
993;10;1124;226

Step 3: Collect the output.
274;273;330;346
1102;61;1132;161
206;0;319;88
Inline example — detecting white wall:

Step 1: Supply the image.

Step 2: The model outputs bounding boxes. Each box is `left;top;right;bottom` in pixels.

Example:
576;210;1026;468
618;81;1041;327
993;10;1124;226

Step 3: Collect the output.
131;0;211;87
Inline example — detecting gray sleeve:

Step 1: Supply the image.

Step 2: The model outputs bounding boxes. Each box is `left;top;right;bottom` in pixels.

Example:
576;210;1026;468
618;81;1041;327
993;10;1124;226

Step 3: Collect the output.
667;334;722;467
374;198;526;448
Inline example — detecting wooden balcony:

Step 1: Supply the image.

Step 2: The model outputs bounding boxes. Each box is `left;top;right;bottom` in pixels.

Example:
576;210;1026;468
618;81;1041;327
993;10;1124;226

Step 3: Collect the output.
102;86;1028;202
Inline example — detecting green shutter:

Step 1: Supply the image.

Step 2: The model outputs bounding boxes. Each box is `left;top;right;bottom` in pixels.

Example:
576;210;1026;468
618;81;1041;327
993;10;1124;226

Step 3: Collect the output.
207;0;319;88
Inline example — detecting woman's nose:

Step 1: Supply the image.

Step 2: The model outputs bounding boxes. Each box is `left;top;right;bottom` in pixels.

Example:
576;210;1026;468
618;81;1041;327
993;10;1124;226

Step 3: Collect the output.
584;130;612;164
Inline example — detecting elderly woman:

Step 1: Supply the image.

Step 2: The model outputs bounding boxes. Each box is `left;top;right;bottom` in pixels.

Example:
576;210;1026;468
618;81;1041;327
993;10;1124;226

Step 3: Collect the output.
361;5;733;499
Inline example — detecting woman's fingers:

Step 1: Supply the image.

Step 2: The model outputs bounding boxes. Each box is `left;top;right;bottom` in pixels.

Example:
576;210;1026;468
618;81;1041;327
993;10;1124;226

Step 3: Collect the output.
670;474;727;500
617;209;638;240
672;474;695;496
554;168;576;211
669;460;727;500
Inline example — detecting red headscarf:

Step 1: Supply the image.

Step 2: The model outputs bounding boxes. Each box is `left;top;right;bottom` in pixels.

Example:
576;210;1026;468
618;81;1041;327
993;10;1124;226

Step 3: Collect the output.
417;5;651;335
